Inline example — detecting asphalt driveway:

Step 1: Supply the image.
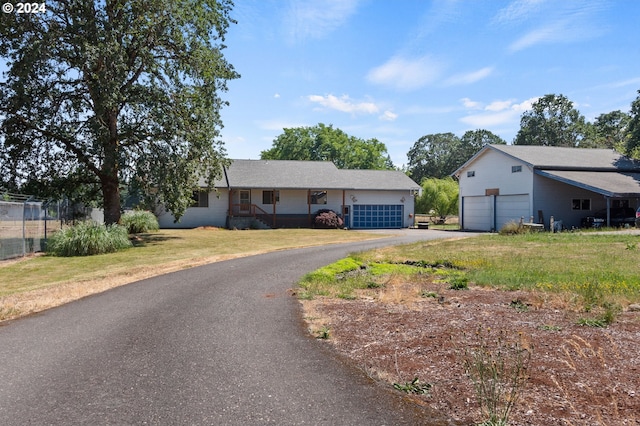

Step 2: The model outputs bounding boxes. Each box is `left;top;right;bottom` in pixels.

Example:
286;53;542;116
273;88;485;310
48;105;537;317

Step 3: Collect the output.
0;230;476;425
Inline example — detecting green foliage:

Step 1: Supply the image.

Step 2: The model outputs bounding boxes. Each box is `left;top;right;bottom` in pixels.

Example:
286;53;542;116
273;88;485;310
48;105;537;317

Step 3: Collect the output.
509;299;529;313
316;326;330;339
261;123;394;170
514;94;588;147
415;177;459;218
626;90;640;156
393;377;432;395
0;0;239;225
446;272;469;290
302;257;362;283
577;317;608;328
407;130;505;182
592;110;631;150
407;133;461;181
47;221;132;257
120;210;159;234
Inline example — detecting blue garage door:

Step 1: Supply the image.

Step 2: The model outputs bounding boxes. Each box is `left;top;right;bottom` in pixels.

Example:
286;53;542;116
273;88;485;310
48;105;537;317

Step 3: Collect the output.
352;204;403;229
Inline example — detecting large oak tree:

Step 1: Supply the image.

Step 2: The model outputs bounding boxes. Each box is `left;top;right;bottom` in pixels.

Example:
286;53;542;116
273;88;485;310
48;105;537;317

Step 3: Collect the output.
260;123;394;170
0;0;239;224
407;130;504;183
513;94;587;147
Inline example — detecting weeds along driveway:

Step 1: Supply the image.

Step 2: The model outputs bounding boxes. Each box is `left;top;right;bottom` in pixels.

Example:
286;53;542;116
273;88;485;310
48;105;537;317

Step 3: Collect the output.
0;230;477;426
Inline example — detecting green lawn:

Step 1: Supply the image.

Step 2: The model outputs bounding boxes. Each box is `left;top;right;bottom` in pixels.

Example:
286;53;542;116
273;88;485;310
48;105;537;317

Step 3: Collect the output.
300;232;640;307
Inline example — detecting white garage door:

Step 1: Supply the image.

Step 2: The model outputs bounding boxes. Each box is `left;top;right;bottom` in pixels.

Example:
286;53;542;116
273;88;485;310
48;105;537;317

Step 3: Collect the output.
462;194;531;231
352;204;403;229
462;196;492;231
496;194;530;230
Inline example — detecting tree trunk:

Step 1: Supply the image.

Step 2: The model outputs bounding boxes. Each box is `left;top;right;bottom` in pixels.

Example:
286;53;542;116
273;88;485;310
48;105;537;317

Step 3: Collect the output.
102;176;121;225
102;111;121;225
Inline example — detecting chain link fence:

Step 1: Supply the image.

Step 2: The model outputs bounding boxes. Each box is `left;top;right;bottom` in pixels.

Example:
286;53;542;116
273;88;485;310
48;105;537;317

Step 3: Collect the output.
0;193;103;260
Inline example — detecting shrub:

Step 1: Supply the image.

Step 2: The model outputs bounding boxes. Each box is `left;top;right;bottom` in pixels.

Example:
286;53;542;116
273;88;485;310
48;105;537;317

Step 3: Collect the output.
499;221;528;235
314;209;344;229
120;210;159;234
47;221;132;256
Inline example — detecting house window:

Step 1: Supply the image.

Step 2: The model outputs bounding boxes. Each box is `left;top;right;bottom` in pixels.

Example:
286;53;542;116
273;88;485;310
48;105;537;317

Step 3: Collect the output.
262;190;279;204
467;171;475;177
572;199;590;210
191;189;209;207
511;165;522;173
310;190;327;204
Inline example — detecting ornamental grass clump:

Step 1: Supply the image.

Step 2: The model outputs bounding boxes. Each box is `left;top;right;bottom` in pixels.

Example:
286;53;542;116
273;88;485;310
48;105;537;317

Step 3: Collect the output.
47;221;132;257
463;327;532;426
120;210;159;234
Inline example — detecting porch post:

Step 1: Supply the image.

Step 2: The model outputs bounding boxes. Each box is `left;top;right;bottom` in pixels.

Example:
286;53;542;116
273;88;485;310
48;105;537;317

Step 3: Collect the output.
273;188;276;227
342;190;346;227
308;189;311;225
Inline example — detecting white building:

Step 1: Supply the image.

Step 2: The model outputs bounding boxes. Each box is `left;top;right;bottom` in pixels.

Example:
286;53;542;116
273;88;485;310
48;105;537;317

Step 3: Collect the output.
158;159;420;229
452;144;640;231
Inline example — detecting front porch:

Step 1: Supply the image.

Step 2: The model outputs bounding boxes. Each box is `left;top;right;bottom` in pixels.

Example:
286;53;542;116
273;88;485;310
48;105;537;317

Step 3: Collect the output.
226;188;348;229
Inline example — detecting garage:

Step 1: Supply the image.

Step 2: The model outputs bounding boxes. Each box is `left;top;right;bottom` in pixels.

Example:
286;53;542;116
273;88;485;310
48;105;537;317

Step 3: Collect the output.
461;194;530;231
496;194;530;230
351;204;403;229
462;196;492;231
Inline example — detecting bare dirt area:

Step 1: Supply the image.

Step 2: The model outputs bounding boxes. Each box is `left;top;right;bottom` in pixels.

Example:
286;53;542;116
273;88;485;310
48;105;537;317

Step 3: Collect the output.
301;280;640;425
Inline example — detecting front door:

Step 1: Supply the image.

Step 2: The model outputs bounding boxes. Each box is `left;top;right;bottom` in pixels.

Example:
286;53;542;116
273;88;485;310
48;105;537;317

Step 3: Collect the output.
239;190;250;214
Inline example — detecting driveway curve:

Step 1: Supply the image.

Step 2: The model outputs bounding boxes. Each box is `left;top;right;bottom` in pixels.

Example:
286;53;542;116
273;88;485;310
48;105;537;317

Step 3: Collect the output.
0;230;477;425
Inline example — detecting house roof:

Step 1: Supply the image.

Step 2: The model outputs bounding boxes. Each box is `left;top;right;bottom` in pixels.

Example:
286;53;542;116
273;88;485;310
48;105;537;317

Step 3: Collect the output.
535;170;640;198
487;144;640;171
222;159;420;191
452;144;640;197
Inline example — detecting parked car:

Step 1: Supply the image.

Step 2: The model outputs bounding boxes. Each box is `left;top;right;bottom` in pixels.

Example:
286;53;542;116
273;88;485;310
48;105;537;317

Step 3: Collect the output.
581;207;636;228
636;206;640;228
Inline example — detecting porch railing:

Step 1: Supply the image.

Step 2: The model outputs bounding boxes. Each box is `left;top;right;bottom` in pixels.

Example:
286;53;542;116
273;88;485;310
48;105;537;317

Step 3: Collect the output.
229;204;274;228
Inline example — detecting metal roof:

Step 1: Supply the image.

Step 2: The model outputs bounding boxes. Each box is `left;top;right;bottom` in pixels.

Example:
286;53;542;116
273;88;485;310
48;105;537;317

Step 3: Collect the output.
221;159;420;191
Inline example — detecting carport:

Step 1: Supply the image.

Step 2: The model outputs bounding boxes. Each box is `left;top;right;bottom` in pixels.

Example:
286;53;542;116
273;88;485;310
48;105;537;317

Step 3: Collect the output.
535;170;640;227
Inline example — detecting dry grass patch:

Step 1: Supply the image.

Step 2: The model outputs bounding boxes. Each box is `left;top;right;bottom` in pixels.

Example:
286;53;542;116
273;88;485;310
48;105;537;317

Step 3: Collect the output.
1;228;385;321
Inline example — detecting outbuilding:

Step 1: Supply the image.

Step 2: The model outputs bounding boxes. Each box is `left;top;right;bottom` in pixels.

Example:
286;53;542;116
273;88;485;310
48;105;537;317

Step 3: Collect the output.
452;144;640;231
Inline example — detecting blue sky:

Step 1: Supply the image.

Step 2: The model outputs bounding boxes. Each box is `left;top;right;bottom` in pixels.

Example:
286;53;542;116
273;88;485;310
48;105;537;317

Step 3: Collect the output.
219;0;640;166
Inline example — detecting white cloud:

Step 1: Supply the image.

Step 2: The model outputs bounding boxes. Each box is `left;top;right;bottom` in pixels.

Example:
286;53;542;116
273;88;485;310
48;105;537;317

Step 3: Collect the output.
485;99;516;111
445;67;494;86
461;98;482;109
494;0;546;25
366;55;445;90
274;93;281;99
509;23;563;52
503;1;609;52
307;94;379;115
379;111;398;121
284;0;360;42
460;97;539;127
